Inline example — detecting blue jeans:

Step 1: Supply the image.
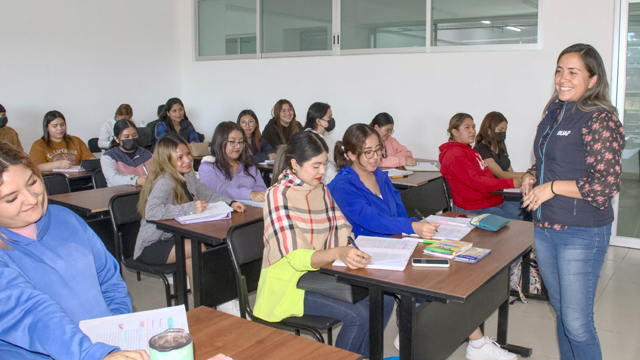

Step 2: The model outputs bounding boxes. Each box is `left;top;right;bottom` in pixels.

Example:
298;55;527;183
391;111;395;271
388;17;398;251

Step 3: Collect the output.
453;201;523;220
304;292;395;358
534;225;610;360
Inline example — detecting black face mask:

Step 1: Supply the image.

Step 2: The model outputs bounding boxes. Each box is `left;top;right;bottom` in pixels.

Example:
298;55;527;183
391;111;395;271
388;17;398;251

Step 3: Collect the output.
0;117;7;129
495;131;506;142
322;118;336;132
120;138;139;152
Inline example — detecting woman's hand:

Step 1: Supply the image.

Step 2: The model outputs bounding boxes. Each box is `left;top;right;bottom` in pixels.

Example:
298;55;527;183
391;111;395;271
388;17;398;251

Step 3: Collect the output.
522;182;554;211
103;350;149;360
194;200;208;213
405;157;417;166
336;246;372;269
250;191;265;202
55;159;74;169
136;175;146;186
521;173;537;196
268;153;276;160
411;221;440;239
231;201;245;212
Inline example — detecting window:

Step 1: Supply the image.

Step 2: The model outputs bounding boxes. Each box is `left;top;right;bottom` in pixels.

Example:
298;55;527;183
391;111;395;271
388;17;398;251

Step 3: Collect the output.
195;0;541;60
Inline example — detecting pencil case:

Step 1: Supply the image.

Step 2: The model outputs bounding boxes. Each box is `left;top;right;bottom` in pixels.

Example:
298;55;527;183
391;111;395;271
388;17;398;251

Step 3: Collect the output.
470;214;510;231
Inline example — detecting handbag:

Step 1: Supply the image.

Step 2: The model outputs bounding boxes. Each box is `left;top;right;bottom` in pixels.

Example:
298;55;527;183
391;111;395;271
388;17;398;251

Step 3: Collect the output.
470;214;510;231
297;271;368;304
189;141;210;158
80;159;101;173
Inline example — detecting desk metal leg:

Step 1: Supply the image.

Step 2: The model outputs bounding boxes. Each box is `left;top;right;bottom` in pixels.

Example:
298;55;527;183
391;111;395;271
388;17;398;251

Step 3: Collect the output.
174;235;188;309
497;274;533;358
398;295;416;360
369;287;384;360
191;239;203;308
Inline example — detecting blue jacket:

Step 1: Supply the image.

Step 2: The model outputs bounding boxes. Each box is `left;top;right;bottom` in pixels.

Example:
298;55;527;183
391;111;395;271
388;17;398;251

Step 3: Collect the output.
0;205;131;360
328;166;416;237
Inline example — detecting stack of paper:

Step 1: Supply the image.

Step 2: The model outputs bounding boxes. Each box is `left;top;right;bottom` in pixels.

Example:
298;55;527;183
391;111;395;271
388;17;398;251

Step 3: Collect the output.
333;236;417;271
383;168;413;177
52;165;83;172
424;215;474;240
79;305;189;352
404;162;440;172
239;199;265;208
176;201;233;224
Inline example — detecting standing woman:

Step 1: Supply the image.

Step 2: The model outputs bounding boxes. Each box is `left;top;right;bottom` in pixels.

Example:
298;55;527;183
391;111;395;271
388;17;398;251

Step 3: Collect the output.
101;119;152;187
199;121;267;202
370;112;416;167
155;98;201;143
99;104;134;150
522;44;624;360
29;110;95;172
261;99;302;150
474;111;525;180
135;134;244;284
304;102;338;183
237;109;275;163
254;131;394;359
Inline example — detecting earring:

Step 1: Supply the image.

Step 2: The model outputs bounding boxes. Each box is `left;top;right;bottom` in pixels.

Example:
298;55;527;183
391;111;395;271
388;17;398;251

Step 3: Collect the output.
291;168;297;174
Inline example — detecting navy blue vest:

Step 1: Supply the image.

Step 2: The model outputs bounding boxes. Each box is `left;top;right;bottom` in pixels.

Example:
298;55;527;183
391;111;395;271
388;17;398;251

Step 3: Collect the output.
533;101;614;228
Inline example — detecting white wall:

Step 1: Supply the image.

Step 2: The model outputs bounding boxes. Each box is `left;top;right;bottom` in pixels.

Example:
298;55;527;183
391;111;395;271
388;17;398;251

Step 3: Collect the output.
0;0;182;150
178;0;616;171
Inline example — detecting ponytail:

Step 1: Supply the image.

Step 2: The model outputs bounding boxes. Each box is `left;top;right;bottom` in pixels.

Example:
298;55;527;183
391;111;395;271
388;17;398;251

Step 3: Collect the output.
271;145;288;186
334;141;352;170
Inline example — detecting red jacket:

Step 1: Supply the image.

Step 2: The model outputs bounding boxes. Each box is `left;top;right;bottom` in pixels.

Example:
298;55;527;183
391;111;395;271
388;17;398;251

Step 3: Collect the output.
439;141;514;210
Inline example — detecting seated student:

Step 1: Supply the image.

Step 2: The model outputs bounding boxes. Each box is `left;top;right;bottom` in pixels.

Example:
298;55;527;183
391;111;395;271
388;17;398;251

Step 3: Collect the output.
29;110;95;172
261;99;302;150
474;111;525;181
439;113;522;220
0;143;148;360
237;109;275;163
328;124;438;239
99;104;134;150
370;112;416;168
0;103;24;152
304;102;338;183
101;119;152;187
155;98;201;143
253;131;394;359
135;134;244;284
199;121;267;202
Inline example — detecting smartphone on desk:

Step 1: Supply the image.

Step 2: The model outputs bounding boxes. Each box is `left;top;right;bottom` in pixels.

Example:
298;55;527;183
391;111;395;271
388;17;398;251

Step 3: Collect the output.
412;258;450;267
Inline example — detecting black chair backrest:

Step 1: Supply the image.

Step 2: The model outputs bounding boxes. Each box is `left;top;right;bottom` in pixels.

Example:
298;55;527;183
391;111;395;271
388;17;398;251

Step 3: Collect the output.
108;192;142;262
88;138;101;153
42;173;70;195
93;168;108;189
442;177;453;212
136;127;154;149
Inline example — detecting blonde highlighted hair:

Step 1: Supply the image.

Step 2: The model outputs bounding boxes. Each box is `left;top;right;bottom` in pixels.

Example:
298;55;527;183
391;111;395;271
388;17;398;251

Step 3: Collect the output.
137;134;192;218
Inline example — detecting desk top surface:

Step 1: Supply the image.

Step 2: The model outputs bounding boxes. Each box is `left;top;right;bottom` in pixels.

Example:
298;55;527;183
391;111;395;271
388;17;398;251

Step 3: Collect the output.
150;205;263;243
256;162;274;172
48;185;141;213
321;212;533;302
384;158;441;187
42;170;93;179
187;306;361;360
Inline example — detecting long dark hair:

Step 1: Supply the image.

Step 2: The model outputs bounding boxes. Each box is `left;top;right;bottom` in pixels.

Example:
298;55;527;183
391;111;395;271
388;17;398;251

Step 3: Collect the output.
304;102;331;131
237;109;262;151
109;119;138;149
159;98;190;133
543;43;617;116
271;99;300;144
334;124;382;170
272;131;328;185
369;112;394;128
41;110;72;148
476;112;507;154
210;121;255;181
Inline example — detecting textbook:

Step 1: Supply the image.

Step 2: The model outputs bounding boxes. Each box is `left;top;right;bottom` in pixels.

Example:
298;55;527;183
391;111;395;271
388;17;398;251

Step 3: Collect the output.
79;305;189;352
383;168;413;178
404;162;440;172
333;236;417;271
175;201;233;224
423;239;472;259
453;247;492;263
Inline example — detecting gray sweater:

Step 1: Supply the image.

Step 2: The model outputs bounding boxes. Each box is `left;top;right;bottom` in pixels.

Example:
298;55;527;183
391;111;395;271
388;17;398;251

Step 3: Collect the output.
133;171;232;259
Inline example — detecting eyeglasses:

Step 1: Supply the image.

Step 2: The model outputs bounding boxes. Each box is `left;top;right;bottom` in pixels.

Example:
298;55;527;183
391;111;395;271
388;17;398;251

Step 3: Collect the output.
226;140;245;148
239;120;255;127
363;146;384;159
382;127;395;135
281;108;294;113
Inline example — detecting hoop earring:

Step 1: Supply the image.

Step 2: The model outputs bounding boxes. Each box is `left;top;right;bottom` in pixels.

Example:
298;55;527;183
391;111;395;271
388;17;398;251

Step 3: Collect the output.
291;168;297;174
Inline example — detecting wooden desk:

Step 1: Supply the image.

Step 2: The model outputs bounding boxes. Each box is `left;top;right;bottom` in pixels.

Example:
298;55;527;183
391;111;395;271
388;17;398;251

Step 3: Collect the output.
150;206;264;309
390;171;442;188
320;213;534;360
188;306;361;360
48;185;141;216
42;170;94;192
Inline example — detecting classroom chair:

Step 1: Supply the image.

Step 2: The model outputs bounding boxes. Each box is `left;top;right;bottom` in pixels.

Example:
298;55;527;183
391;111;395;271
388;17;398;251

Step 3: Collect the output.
226;218;341;345
108;192;177;307
88;138;101;153
42;173;71;195
136;127;155;152
92;168;107;189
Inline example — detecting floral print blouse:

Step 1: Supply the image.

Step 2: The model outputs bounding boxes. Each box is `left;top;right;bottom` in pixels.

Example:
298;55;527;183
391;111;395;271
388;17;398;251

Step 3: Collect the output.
527;110;625;230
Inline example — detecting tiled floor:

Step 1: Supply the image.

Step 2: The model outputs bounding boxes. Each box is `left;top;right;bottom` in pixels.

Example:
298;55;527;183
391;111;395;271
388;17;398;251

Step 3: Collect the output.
122;246;640;359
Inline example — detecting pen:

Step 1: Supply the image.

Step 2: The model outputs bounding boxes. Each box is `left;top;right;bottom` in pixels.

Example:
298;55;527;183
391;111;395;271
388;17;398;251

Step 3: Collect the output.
61;154;69;162
142;164;148;174
423;240;437;244
390;175;409;179
347;236;360;250
415;209;438;233
424;246;455;255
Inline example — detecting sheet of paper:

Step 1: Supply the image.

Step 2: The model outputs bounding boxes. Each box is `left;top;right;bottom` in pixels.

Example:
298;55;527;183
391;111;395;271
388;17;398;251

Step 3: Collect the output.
52;165;83;172
404;162;439;172
79;305;189;352
431;224;473;240
259;159;275;165
176;201;233;223
425;215;471;227
239;199;265;208
333;236;417;271
383;168;413;177
502;187;522;193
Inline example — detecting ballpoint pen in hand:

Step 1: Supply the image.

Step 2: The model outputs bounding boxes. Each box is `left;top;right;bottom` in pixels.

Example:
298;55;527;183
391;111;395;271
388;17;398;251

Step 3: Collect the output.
347;236;360;250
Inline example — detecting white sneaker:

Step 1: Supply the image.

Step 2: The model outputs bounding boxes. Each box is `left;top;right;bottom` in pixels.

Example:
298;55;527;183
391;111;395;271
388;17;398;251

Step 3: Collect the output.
466;337;517;360
393;334;400;351
216;299;241;317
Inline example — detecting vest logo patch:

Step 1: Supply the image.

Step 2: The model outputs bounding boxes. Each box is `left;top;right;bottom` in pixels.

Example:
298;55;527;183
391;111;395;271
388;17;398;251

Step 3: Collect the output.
557;130;571;136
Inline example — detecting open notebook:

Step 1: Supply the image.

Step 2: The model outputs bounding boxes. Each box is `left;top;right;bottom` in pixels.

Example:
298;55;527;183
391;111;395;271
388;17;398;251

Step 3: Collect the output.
175;202;233;224
333;236;417;271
